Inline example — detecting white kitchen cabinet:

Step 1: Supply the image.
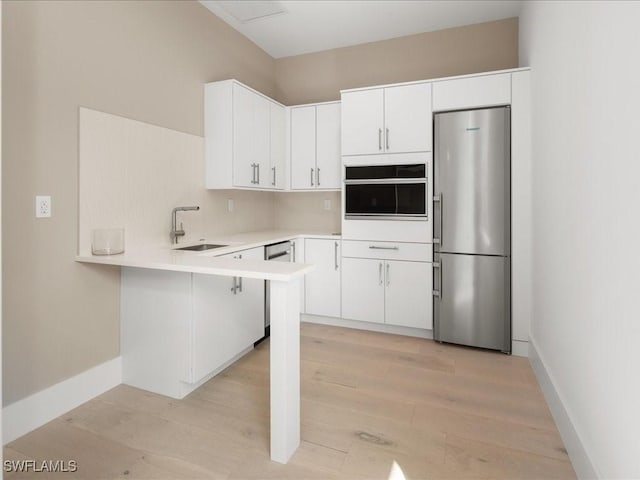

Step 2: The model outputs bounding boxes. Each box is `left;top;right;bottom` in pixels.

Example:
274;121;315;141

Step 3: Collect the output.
290;106;316;189
270;102;286;189
304;238;341;317
205;79;285;190
192;247;264;383
432;73;511;112
341;257;385;324
290;102;341;190
341;88;383;156
316;103;341;189
121;246;265;399
341;242;432;330
290;237;305;311
341;83;432;156
384;260;432;329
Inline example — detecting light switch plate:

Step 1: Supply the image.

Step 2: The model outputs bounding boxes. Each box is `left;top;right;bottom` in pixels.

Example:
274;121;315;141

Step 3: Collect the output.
36;195;51;218
324;199;331;211
227;199;234;212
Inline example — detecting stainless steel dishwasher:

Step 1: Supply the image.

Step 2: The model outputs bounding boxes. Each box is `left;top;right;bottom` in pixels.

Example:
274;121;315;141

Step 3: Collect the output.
257;241;293;345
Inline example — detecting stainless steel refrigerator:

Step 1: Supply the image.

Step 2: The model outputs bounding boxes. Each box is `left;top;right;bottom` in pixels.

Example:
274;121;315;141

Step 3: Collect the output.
433;107;511;353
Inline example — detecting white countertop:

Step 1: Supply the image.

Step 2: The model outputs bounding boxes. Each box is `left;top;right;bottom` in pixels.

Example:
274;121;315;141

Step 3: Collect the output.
76;229;341;281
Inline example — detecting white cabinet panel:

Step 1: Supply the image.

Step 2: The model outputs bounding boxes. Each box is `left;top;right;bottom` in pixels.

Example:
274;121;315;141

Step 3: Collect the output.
384;83;432;154
232;83;255;188
305;238;341;317
254;95;271;188
342;89;384;155
432;73;511;111
192;246;264;383
316;103;341;189
291;106;316;190
341;257;385;324
270;103;286;189
384;260;432;329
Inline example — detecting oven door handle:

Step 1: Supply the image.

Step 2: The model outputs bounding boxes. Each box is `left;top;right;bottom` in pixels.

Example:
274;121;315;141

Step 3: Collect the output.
344;178;427;185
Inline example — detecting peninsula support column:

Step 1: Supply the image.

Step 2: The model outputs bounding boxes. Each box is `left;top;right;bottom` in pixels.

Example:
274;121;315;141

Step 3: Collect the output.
269;278;301;464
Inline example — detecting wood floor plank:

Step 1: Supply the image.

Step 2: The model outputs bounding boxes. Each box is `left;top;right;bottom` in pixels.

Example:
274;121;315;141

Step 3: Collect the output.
3;323;575;479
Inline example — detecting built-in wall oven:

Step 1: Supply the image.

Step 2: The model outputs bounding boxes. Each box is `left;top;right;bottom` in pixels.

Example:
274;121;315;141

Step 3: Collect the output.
344;164;428;220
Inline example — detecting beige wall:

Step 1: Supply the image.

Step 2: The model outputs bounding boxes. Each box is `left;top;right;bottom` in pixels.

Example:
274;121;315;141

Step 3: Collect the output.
2;0;276;406
274;18;518;105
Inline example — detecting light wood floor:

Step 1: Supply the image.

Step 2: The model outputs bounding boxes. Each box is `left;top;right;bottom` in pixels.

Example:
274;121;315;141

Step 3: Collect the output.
5;323;575;479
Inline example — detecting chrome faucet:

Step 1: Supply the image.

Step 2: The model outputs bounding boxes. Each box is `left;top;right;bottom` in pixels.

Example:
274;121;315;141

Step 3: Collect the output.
171;206;200;244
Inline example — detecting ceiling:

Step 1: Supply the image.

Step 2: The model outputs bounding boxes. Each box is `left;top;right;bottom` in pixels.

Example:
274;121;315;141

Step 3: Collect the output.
199;0;523;59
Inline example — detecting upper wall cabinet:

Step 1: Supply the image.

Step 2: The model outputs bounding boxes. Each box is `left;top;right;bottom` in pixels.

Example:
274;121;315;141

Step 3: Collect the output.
205;80;285;190
290;102;341;190
432;73;511;112
341;83;432;156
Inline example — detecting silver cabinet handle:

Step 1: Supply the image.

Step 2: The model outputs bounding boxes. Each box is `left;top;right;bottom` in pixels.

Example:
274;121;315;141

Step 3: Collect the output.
378;128;382;151
433;194;443;245
231;277;238;294
386;127;389;150
250;164;255;184
272;166;276;186
334;241;339;270
291;241;296;262
386;263;390;286
238;254;243;292
432;261;442;298
369;245;399;251
310;167;314;187
379;262;383;285
317;168;320;186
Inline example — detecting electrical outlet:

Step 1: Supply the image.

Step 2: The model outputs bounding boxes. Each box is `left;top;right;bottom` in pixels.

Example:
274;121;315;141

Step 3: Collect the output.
227;199;234;212
324;199;331;211
36;195;51;218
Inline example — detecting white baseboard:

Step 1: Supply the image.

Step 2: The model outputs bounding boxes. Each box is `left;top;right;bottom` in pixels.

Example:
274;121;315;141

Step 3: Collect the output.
2;357;122;445
512;339;529;357
302;314;434;339
529;338;599;479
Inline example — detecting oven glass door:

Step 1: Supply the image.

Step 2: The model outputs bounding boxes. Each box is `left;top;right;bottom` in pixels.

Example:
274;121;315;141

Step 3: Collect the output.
345;182;426;217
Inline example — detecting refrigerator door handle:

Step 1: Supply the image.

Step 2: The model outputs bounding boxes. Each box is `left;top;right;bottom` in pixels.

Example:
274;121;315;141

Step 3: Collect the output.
432;261;441;298
433;194;443;245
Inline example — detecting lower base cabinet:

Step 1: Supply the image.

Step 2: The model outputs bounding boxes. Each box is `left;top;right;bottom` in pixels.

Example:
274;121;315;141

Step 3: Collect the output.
121;246;264;399
341;243;433;329
304;238;341;317
341;257;385;324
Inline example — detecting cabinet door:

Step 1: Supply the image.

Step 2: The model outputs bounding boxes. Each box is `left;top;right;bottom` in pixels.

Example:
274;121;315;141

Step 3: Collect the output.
291;106;316;190
291;238;305;312
232;84;255;187
316;103;341;190
254;95;271;188
341;257;385;324
191;248;264;383
384;83;432;153
384;260;432;329
304;239;341;318
233;247;266;340
341;88;384;156
270;102;286;189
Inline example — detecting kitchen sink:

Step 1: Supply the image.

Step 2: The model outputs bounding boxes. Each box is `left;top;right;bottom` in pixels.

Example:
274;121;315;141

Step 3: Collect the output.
175;244;228;251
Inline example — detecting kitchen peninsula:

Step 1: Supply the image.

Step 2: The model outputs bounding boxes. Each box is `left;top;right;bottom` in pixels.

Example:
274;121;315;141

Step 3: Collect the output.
77;232;317;464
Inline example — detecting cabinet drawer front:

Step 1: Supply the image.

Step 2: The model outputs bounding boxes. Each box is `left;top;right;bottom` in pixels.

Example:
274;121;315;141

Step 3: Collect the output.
433;74;511;111
342;240;432;262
